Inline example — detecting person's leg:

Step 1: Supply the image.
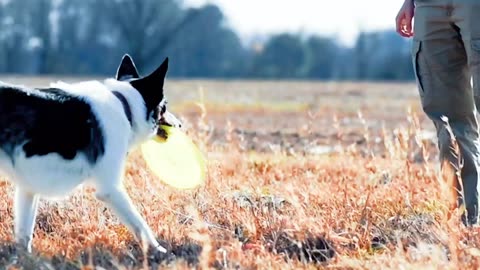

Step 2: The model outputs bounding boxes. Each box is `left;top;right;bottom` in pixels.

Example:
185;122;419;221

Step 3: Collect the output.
413;1;480;225
453;0;480;225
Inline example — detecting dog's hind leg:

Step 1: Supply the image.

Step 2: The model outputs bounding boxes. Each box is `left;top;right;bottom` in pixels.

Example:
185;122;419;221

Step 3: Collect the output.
95;186;167;253
14;187;39;252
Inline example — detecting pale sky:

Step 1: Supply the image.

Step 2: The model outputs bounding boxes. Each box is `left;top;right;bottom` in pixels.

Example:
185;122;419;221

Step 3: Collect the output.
185;0;399;46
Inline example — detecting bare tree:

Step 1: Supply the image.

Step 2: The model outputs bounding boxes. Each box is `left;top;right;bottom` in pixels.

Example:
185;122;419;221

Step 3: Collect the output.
26;0;53;74
99;0;200;69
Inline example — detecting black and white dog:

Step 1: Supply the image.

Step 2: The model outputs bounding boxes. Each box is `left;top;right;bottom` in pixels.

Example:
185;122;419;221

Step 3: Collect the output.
0;55;182;253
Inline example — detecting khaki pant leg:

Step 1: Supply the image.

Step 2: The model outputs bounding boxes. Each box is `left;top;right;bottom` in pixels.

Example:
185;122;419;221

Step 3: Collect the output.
452;0;480;225
413;1;480;225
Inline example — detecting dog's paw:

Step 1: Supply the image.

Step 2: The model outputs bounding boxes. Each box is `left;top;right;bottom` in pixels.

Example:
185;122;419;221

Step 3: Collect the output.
156;244;168;253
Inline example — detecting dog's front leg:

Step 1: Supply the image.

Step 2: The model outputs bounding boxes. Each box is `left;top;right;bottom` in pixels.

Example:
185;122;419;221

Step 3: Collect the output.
14;187;39;252
96;186;167;253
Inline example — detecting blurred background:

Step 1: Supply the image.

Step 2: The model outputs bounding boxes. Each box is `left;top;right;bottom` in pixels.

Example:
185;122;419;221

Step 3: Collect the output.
0;0;412;81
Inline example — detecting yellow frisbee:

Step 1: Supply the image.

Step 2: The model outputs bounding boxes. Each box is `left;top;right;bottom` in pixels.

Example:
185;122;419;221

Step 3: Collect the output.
141;125;206;189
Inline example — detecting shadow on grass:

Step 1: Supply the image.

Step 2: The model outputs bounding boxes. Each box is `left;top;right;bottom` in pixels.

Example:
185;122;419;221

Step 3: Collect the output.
268;233;336;264
0;233;337;269
0;240;202;270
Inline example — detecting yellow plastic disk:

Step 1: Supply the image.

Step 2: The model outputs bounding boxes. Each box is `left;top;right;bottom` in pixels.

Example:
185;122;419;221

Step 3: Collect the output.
141;126;206;189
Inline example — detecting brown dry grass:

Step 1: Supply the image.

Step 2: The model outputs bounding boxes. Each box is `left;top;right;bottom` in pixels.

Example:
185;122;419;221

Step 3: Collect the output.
0;77;479;269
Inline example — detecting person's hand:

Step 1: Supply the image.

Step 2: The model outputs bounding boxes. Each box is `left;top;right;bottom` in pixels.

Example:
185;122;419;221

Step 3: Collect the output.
396;0;415;37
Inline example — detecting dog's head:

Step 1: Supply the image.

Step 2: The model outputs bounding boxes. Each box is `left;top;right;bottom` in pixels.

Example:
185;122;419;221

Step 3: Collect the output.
115;54;182;134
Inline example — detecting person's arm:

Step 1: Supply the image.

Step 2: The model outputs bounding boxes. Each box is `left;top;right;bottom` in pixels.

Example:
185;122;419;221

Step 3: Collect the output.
396;0;415;38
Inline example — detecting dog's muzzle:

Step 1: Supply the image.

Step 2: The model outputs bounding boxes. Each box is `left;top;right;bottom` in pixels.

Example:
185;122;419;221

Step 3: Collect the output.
158;111;182;128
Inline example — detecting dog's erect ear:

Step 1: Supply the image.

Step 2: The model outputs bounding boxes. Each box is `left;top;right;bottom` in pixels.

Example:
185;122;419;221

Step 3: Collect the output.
130;57;169;112
116;54;140;81
143;57;168;84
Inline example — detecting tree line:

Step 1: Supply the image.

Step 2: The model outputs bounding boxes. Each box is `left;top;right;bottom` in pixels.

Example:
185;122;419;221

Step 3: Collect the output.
0;0;414;81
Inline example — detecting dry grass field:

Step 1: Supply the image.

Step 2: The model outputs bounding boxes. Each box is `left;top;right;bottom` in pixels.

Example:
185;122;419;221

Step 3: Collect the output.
0;76;478;269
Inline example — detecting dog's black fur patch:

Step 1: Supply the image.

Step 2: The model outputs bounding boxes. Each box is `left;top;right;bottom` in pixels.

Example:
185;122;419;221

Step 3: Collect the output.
115;55;168;125
130;58;168;121
0;85;105;163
